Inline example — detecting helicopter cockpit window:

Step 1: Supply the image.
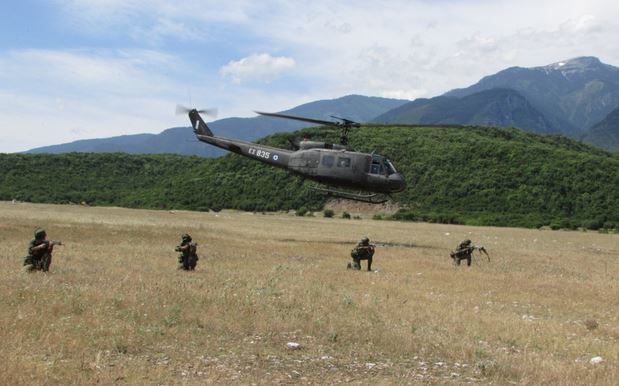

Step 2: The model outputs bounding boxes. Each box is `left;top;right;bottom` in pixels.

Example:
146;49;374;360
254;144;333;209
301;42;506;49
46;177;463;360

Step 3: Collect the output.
322;155;334;167
337;157;351;168
383;159;396;175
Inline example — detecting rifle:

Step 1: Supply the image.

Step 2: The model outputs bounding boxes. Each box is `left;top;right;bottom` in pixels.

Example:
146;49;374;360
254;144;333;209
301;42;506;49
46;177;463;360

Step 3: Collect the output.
38;240;62;271
175;243;198;252
32;240;63;252
450;245;490;263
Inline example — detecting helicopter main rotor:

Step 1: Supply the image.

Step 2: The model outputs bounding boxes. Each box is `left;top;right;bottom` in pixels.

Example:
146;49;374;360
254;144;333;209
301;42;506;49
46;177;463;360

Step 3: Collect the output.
255;111;360;146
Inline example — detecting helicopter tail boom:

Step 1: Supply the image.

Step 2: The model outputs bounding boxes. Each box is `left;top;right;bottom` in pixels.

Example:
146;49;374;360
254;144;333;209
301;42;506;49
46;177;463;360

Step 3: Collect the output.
188;110;214;137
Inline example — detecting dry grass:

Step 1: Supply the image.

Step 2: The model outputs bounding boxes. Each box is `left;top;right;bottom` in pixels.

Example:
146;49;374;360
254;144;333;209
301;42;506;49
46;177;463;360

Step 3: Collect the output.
0;202;617;385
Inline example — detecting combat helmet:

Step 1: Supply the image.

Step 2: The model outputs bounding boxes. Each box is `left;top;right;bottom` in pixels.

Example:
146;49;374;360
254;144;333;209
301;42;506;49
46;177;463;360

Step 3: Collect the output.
34;228;46;240
181;233;192;242
361;236;370;245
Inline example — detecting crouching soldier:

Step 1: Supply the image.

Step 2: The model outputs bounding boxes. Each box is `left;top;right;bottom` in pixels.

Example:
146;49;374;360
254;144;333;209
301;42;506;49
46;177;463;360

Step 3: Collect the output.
450;239;489;266
175;233;198;270
348;237;375;271
23;228;62;272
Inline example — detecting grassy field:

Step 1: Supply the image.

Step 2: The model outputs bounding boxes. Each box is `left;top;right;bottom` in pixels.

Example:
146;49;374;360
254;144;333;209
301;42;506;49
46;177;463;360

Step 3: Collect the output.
0;202;617;385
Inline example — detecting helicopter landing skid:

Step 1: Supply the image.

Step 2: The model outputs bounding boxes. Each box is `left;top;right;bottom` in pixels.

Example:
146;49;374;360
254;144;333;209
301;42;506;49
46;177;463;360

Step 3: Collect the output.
310;186;389;204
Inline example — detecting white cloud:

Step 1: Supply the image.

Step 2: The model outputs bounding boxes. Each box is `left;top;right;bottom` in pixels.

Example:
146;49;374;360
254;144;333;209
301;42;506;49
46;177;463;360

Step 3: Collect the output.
220;53;296;84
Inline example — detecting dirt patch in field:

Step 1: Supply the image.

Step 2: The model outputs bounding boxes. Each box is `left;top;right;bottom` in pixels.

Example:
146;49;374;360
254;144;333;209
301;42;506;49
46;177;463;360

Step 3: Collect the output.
323;198;402;216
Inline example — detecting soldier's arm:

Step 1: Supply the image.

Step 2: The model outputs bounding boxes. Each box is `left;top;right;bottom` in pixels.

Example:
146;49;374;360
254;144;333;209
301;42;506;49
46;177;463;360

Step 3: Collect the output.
31;242;50;251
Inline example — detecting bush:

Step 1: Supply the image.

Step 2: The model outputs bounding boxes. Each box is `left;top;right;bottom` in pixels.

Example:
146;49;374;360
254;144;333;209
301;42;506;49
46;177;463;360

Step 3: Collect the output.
372;213;384;220
296;207;308;216
582;219;603;230
391;209;418;221
341;211;351;219
323;209;335;218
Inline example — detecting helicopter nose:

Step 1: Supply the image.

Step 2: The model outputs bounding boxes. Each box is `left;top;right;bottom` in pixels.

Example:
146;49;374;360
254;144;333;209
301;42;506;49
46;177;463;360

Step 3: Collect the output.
389;173;406;193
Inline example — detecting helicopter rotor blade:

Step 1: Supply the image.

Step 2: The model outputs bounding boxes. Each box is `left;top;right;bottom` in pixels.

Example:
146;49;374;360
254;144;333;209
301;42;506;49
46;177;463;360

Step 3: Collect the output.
330;115;361;127
175;104;191;115
197;108;218;119
255;111;339;127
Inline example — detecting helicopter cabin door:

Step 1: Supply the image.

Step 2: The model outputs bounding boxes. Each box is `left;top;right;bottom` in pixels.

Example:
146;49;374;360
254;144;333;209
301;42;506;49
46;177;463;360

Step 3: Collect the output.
289;150;320;176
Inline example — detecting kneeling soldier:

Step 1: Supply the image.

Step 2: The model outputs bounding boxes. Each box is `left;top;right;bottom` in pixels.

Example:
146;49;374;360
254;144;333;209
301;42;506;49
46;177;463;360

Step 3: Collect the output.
175;233;199;270
23;228;62;272
348;236;375;271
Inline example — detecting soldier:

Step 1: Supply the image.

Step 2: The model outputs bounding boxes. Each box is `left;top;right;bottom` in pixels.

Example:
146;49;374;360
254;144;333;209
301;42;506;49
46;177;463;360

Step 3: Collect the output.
23;228;61;272
348;236;375;271
451;239;473;266
450;239;489;266
175;233;199;270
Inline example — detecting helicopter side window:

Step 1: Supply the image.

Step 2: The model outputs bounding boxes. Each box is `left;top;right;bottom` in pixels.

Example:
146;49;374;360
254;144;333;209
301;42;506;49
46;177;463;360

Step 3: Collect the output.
370;160;383;175
337;157;351;168
322;155;334;167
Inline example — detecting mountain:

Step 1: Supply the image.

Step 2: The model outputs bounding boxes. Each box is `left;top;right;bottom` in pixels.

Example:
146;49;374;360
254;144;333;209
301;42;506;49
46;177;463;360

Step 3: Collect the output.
581;106;619;151
3;124;618;229
26;95;408;157
372;88;559;133
445;57;619;136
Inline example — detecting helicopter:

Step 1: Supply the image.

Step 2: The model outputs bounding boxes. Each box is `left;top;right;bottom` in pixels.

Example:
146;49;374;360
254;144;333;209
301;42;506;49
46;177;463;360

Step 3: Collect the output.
178;106;406;203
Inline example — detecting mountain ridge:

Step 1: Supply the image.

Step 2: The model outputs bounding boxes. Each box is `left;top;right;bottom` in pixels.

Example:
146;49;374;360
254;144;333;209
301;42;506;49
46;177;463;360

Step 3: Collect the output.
23;57;619;154
372;88;559;133
581;106;619;151
445;56;619;135
26;95;408;157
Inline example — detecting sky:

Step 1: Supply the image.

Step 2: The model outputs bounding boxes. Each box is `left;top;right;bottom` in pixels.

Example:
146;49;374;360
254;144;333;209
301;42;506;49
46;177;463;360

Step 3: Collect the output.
1;0;619;152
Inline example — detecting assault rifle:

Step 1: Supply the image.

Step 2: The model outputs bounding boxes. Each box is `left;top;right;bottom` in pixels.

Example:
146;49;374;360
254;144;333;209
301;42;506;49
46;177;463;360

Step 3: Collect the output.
175;243;198;252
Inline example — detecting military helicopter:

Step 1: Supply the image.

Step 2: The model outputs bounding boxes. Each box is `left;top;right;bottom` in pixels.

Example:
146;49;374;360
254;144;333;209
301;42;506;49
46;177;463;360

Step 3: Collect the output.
178;106;406;203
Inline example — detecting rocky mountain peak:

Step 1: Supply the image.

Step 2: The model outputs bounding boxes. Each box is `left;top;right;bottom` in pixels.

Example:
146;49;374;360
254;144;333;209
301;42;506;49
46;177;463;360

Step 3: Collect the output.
543;56;603;73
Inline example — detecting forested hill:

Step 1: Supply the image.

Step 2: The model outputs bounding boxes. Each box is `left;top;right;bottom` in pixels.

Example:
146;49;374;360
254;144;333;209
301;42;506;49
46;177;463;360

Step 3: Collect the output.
2;124;618;229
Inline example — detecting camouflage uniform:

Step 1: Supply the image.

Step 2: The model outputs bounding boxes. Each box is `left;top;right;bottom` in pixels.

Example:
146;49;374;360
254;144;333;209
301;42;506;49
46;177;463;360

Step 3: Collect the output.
348;237;375;271
175;234;198;270
23;228;53;272
451;239;473;266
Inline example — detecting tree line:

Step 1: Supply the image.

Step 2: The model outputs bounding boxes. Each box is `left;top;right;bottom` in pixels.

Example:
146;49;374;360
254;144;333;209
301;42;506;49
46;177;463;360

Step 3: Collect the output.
1;124;618;230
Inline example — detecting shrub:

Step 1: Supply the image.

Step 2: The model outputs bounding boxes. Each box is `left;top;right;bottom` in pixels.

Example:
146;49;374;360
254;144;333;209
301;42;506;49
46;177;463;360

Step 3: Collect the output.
296;207;308;216
582;219;603;230
391;209;418;221
323;209;335;218
341;211;351;219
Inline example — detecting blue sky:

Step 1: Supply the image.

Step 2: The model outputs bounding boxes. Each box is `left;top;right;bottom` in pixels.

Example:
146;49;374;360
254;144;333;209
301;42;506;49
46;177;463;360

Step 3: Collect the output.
1;0;618;152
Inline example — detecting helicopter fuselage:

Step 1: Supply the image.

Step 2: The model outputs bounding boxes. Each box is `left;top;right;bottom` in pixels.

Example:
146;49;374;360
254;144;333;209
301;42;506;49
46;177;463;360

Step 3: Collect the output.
190;110;406;195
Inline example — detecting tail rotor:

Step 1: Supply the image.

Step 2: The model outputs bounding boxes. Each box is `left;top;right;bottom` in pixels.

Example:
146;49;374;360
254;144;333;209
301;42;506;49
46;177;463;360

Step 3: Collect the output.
175;104;218;119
